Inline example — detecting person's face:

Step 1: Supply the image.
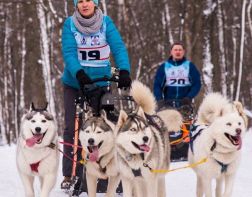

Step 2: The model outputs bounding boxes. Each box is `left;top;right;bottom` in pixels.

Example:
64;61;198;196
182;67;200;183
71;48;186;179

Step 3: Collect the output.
77;0;96;18
170;45;185;61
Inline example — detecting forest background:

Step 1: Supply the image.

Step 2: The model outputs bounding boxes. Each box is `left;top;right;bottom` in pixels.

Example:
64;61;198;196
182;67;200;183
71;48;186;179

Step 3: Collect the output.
0;0;252;144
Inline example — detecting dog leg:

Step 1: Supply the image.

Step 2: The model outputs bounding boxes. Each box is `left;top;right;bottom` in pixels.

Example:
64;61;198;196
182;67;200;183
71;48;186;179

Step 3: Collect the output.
86;172;98;197
146;177;158;197
201;178;212;197
121;177;133;197
40;173;57;197
105;175;120;197
134;178;144;197
20;174;35;197
196;175;203;197
157;176;166;197
223;174;235;197
216;177;223;197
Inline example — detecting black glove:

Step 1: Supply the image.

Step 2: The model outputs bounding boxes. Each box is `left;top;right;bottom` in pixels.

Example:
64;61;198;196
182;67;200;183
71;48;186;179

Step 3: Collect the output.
181;97;192;106
76;69;92;87
118;70;131;89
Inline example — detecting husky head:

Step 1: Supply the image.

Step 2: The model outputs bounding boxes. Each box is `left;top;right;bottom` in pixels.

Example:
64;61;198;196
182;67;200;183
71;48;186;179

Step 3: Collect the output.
21;103;57;148
79;111;115;162
116;107;152;154
209;112;246;151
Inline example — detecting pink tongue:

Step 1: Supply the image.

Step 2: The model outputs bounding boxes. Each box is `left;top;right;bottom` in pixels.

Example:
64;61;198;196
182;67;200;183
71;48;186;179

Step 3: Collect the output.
237;137;242;150
89;147;99;162
139;144;150;152
26;135;43;147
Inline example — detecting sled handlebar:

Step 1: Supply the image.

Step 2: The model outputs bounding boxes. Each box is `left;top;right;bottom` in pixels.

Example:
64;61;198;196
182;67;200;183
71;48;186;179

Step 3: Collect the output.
89;75;119;83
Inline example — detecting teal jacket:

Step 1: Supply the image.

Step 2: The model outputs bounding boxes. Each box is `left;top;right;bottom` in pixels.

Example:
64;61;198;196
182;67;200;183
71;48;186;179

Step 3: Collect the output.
61;15;130;89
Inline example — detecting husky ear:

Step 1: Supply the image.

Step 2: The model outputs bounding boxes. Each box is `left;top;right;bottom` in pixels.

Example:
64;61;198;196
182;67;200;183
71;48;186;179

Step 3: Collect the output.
136;107;146;118
43;102;48;111
233;101;248;128
85;110;93;120
100;110;107;119
30;102;36;111
117;110;128;128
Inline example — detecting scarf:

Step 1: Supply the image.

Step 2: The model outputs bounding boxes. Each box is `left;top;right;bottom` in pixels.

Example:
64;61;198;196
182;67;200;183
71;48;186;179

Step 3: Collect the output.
72;8;103;35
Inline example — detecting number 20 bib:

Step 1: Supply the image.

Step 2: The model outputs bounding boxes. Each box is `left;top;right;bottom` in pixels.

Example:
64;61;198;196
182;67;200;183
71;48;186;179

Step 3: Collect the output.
164;61;191;87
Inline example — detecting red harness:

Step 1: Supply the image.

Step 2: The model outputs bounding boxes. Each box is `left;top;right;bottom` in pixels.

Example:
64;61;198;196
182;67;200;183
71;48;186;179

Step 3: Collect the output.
30;161;40;173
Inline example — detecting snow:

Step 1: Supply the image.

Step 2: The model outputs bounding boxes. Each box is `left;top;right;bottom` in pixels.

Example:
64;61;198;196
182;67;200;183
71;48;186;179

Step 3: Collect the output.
1;131;252;197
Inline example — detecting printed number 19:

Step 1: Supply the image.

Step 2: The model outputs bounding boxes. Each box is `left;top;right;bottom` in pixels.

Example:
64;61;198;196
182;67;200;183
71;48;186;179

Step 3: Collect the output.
80;50;100;60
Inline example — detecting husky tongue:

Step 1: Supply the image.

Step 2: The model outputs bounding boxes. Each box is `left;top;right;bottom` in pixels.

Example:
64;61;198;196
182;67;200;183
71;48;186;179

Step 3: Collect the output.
89;146;99;162
237;136;242;150
139;144;150;152
26;135;43;147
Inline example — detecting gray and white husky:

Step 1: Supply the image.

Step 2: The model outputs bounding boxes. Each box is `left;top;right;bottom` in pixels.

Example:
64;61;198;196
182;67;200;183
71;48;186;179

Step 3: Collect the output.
116;80;182;197
16;103;59;197
79;111;120;197
188;93;248;197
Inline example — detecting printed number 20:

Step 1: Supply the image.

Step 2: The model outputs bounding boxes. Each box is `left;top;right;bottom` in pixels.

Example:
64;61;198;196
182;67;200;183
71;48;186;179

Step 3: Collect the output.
80;50;100;60
170;79;185;85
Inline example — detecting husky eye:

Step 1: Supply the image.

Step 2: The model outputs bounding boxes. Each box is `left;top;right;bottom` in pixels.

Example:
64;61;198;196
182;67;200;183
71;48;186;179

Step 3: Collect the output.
31;120;36;123
97;131;102;134
226;122;232;126
130;128;137;132
238;122;241;125
85;130;90;133
41;119;47;123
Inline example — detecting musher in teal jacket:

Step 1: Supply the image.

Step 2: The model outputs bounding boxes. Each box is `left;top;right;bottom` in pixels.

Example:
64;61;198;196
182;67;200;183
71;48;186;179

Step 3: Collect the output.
61;0;131;194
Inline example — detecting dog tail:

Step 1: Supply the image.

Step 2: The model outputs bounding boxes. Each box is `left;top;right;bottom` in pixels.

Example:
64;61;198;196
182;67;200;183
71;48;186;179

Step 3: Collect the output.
130;80;156;115
197;92;233;125
157;109;183;132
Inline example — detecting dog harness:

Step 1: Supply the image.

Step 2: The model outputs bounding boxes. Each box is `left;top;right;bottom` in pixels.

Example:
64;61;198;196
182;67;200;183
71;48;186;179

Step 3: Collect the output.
30;161;40;173
189;123;207;154
29;143;57;173
190;125;230;174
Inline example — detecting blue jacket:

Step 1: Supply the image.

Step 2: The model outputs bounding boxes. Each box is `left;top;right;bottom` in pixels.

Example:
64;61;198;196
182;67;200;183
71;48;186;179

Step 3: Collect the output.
153;57;201;101
61;15;130;89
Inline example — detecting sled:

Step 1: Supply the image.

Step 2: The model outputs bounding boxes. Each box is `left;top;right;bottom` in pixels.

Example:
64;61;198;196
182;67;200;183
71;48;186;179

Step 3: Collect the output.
157;100;195;162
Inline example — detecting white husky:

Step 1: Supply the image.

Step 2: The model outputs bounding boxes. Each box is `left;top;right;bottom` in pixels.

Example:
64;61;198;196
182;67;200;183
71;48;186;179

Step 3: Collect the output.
188;93;247;197
79;111;120;197
116;80;182;197
16;104;59;197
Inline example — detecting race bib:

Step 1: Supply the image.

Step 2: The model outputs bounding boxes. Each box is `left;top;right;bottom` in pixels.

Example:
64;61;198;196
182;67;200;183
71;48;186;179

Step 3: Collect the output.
165;61;191;87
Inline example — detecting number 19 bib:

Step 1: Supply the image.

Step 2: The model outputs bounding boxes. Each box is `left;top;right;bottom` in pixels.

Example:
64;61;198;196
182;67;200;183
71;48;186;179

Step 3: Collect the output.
71;17;110;67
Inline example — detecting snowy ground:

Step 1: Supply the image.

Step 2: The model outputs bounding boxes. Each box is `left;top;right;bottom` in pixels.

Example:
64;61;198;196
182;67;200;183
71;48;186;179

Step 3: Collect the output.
0;131;251;197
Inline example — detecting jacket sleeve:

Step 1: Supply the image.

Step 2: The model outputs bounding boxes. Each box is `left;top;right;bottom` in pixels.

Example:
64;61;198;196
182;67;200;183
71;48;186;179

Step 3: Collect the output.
153;64;166;101
105;16;130;73
187;62;201;98
61;17;81;79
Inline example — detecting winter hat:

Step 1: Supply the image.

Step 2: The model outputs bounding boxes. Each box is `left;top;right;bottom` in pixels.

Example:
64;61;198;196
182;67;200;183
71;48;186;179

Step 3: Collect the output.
74;0;99;7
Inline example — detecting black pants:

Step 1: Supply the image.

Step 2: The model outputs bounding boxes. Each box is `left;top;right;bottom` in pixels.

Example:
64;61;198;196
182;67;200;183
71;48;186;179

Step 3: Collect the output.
62;84;83;178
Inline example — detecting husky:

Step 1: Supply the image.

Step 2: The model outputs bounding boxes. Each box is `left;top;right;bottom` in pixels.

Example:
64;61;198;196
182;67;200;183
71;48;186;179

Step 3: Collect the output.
79;110;120;197
188;93;248;197
116;80;182;197
16;103;59;197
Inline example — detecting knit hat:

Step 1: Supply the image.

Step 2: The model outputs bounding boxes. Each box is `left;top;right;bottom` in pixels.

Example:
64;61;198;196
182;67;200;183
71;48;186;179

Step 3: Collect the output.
74;0;99;7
